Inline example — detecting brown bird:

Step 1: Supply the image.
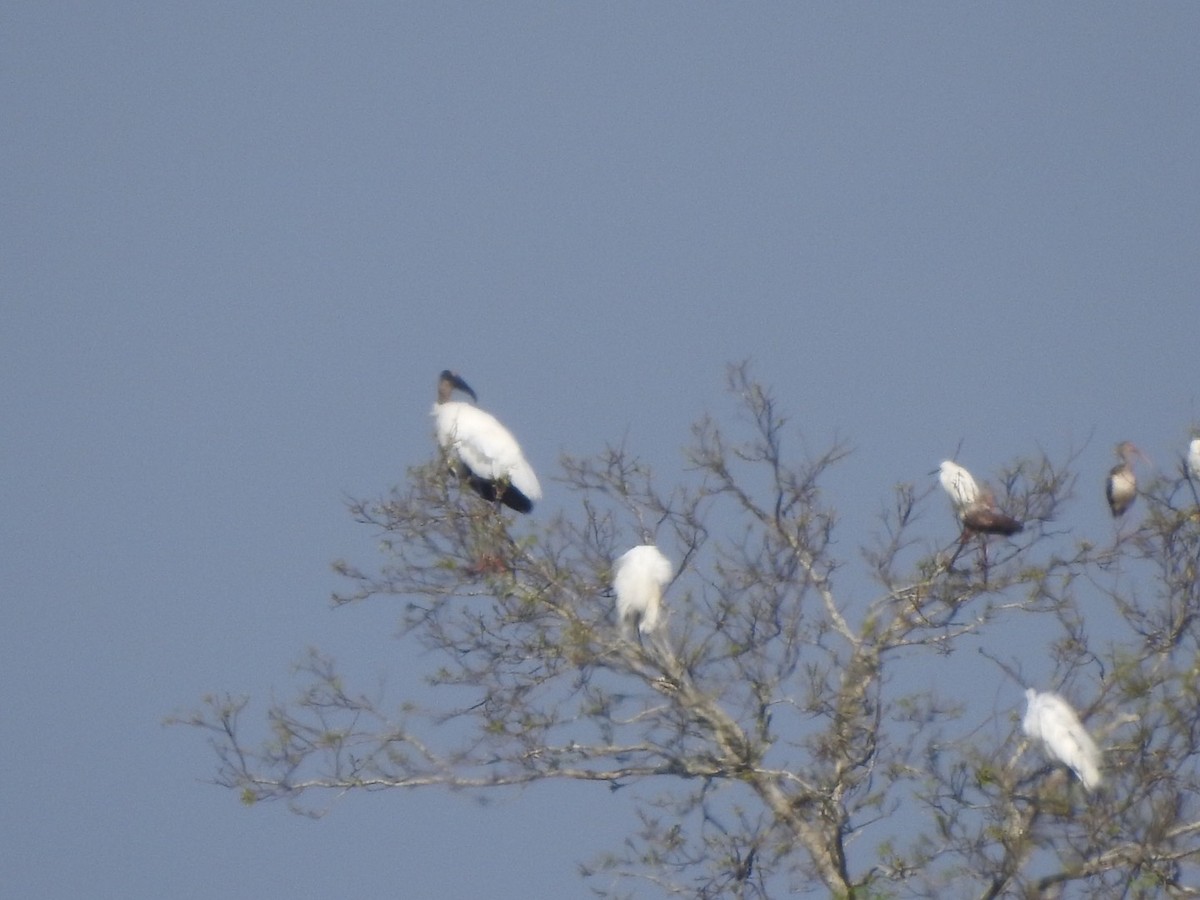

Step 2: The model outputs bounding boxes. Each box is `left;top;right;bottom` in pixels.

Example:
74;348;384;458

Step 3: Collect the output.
1105;441;1144;517
948;485;1023;577
961;488;1024;536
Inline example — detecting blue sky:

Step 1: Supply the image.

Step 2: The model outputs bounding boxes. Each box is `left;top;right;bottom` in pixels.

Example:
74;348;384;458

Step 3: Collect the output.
3;5;1198;897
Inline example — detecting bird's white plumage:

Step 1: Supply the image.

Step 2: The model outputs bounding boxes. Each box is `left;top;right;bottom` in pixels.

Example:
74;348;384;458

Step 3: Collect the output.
1022;688;1102;791
1188;438;1200;482
614;545;673;637
433;401;542;504
938;460;980;515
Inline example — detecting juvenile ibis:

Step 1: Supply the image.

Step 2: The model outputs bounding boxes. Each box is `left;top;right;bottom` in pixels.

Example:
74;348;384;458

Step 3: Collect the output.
961;488;1024;537
432;370;542;513
1105;441;1144;517
613;544;673;640
1022;688;1102;792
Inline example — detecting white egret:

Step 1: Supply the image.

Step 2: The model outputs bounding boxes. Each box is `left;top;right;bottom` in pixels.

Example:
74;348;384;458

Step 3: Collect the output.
432;370;542;513
936;460;980;518
1187;437;1200;483
1105;441;1144;517
613;544;673;640
1022;688;1102;792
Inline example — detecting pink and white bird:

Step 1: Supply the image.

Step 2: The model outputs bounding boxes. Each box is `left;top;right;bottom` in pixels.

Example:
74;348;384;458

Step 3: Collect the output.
613;544;673;639
432;370;542;513
1022;688;1102;792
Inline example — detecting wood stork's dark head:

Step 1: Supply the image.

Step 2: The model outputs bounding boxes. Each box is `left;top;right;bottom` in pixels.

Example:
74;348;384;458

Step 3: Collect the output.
438;370;477;404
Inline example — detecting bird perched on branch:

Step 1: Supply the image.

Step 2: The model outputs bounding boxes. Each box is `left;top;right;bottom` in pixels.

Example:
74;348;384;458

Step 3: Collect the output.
432;370;542;513
1105;441;1145;518
961;488;1024;537
1022;688;1102;792
613;544;673;641
935;461;1022;575
937;460;1023;533
936;460;979;519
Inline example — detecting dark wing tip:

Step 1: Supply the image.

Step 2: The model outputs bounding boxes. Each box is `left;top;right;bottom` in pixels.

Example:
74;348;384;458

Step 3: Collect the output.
464;473;534;513
501;486;534;514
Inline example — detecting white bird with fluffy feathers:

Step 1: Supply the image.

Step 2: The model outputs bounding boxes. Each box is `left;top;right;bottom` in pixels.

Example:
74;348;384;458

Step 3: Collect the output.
1022;688;1102;792
432;370;542;513
937;460;980;518
614;544;673;640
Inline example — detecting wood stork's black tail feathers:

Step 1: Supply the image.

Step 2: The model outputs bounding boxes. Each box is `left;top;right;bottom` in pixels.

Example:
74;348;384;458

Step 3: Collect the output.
466;473;534;513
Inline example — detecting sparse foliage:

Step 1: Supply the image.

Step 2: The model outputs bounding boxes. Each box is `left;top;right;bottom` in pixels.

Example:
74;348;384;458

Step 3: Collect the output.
177;365;1200;897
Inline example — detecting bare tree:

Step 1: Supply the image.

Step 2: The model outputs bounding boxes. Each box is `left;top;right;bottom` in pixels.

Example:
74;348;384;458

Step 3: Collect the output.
177;365;1200;897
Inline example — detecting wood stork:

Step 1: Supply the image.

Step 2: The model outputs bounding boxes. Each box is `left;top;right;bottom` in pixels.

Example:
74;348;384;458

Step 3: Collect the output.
432;370;542;513
1022;688;1102;792
1187;437;1200;483
613;544;673;641
1105;441;1144;517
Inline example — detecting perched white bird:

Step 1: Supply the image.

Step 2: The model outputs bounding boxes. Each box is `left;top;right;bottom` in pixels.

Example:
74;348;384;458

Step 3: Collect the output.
1022;688;1102;791
937;460;980;518
1105;441;1143;518
1187;437;1200;483
613;545;673;639
432;370;542;513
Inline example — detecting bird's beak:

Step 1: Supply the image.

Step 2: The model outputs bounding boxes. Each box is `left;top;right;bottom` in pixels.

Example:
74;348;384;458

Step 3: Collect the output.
449;372;477;402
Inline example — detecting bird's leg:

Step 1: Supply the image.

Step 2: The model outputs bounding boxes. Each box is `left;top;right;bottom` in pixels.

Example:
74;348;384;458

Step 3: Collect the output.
978;535;990;585
947;525;970;569
490;475;509;514
1186;466;1200;511
618;613;638;645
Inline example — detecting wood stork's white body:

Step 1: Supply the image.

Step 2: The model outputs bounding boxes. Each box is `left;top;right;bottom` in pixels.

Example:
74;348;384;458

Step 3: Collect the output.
1187;438;1200;483
937;460;980;518
1022;688;1102;791
613;544;673;638
433;371;541;513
